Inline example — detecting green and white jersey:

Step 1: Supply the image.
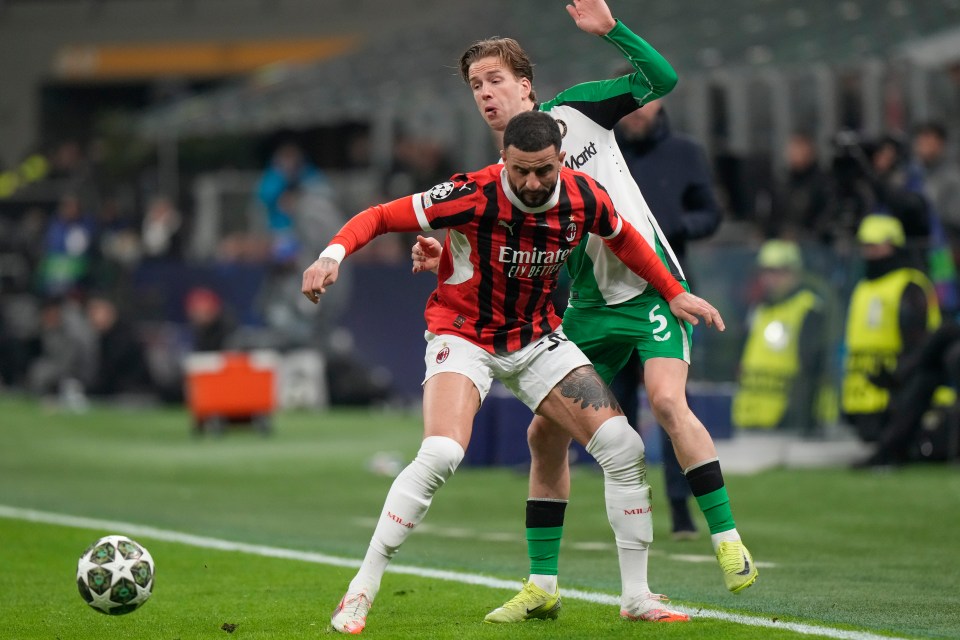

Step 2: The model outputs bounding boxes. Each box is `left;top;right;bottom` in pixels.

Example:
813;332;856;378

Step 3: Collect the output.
539;20;684;308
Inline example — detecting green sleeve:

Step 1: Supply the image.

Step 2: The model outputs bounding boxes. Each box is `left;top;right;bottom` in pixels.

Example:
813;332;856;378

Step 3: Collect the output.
603;19;678;102
540;20;677;129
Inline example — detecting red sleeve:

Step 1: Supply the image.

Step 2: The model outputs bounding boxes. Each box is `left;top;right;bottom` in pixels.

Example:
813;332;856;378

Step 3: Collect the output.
603;217;685;301
327;196;423;258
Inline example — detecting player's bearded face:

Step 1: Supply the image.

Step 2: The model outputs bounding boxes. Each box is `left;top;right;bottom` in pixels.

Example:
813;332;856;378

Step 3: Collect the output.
468;58;533;131
503;146;564;208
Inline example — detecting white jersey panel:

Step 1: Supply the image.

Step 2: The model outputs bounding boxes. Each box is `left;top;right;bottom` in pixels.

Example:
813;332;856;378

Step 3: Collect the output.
444;229;474;285
546;104;685;305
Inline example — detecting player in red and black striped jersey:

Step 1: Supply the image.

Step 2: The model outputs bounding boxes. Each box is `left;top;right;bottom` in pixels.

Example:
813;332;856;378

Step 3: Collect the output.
416;0;758;616
305;112;720;634
313;143;693;356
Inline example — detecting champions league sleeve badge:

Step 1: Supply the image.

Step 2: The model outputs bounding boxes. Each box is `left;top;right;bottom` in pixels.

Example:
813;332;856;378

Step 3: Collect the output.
422;179;477;208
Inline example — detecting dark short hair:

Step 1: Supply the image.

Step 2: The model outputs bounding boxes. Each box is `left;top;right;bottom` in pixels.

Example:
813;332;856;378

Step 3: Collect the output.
503;111;562;154
459;37;537;103
914;121;948;141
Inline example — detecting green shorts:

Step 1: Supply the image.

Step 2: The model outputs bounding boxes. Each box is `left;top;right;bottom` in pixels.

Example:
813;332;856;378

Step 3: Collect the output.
561;284;693;385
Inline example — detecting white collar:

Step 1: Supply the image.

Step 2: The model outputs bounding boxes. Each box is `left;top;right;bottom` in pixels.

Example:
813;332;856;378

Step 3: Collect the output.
500;167;561;214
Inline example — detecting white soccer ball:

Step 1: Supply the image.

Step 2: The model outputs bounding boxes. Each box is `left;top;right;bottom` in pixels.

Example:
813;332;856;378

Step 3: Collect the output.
76;535;155;615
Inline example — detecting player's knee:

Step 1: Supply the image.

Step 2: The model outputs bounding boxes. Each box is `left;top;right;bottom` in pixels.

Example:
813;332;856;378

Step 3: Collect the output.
585;416;645;480
414;436;465;486
527;417;571;456
648;387;688;427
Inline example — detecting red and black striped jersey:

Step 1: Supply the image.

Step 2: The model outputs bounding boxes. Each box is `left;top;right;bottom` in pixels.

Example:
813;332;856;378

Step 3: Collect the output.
326;163;683;354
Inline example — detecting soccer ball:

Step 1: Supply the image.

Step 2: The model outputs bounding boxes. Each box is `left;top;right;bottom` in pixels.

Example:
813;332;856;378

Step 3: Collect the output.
76;535;155;615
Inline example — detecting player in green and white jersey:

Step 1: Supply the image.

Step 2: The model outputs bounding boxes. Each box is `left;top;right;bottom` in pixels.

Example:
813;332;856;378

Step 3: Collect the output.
413;0;758;623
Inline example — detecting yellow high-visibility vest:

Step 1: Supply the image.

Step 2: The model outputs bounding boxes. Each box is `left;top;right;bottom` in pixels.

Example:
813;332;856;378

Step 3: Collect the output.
842;268;940;415
732;289;819;429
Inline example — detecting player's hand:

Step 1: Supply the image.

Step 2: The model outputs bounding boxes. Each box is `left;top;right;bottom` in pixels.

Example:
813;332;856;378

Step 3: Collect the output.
301;257;340;304
411;235;442;274
566;0;617;36
668;292;725;331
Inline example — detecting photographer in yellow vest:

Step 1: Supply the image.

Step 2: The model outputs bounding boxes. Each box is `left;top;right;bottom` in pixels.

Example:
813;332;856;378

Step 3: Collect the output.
732;240;828;433
842;215;941;443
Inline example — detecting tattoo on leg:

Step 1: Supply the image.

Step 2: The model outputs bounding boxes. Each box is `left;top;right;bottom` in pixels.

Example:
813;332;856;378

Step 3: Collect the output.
558;367;622;412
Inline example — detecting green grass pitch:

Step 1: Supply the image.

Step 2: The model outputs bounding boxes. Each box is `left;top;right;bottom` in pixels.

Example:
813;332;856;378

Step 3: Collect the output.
0;396;958;638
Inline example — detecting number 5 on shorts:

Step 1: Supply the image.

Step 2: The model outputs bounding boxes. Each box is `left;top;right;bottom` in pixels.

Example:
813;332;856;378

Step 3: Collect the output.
649;304;672;342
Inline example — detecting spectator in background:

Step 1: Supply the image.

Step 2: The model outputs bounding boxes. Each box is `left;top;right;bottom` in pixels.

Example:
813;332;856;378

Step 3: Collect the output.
86;293;151;397
914;123;960;235
6;206;46;279
833;133;930;249
257;142;342;260
615;97;721;540
382;127;457;201
45;139;97;205
94;195;140;290
141;194;184;261
616;98;721;257
856;319;960;467
27;296;96;408
0;294;40;389
731;240;829;434
767;133;836;245
251;142;350;349
39;192;97;296
374;128;457;264
913;122;960;306
841;215;941;444
184;287;236;353
257;142;332;259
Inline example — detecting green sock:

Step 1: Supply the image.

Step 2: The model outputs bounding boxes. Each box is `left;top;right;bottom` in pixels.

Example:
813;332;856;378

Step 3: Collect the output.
686;460;736;534
527;526;563;576
695;486;736;534
525;499;567;576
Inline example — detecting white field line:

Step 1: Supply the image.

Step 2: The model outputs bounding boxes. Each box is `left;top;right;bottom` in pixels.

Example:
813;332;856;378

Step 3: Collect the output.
1;505;901;640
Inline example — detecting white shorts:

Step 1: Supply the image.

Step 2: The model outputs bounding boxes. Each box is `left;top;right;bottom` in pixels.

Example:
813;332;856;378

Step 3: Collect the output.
422;327;592;411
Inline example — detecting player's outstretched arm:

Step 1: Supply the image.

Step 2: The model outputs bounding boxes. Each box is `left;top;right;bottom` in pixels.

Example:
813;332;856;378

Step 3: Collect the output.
565;0;616;36
302;195;424;302
411;235;442;274
545;1;676;127
302;256;340;304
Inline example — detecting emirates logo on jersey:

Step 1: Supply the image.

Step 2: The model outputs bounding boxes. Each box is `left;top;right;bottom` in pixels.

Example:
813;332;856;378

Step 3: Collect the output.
564;222;578;242
436;346;450;364
499;246;570;278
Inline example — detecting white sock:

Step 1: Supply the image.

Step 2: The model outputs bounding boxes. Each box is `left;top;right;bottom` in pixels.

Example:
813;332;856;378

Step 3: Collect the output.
710;528;741;552
585;416;653;605
529;574;558;593
347;436;464;601
616;547;650;607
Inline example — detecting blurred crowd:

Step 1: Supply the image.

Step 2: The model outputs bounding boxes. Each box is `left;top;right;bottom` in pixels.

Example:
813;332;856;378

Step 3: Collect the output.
1;111;959;463
0;134;407;409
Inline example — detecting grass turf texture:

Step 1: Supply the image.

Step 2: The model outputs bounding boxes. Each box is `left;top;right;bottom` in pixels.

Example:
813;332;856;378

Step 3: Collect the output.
0;396;958;638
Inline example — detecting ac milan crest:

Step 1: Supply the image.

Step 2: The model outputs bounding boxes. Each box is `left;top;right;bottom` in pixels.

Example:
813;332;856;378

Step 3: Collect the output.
436;346;450;364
